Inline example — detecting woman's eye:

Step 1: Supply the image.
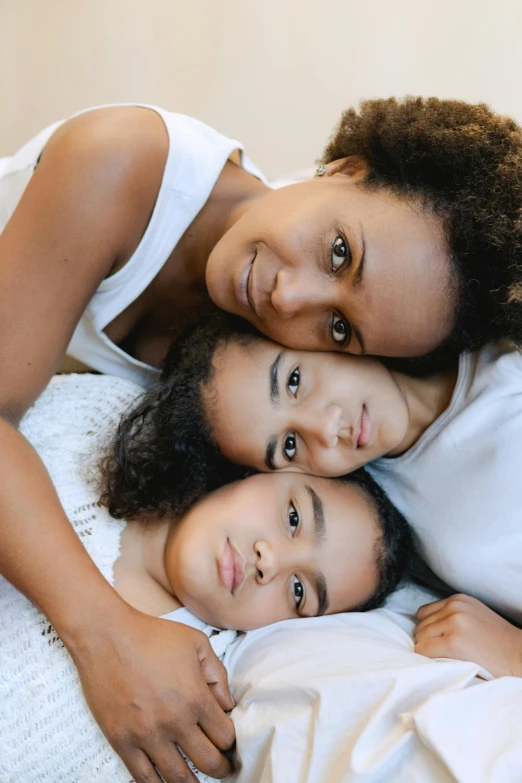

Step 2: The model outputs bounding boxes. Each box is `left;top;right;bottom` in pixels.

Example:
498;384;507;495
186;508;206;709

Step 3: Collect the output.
331;315;350;346
287;367;300;396
292;575;304;609
287;501;300;534
283;433;297;461
331;234;351;272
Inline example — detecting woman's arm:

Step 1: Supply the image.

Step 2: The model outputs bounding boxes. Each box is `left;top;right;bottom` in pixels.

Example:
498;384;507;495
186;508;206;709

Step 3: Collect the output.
0;108;234;782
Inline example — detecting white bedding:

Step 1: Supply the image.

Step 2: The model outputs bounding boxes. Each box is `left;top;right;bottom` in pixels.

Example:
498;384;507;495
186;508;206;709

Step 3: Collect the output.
224;584;522;782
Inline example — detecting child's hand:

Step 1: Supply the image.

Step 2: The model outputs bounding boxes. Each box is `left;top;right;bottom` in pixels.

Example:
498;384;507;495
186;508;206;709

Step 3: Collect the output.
414;593;522;678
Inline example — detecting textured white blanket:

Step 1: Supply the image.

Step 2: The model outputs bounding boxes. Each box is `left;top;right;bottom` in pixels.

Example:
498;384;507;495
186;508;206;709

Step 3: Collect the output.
0;374;233;783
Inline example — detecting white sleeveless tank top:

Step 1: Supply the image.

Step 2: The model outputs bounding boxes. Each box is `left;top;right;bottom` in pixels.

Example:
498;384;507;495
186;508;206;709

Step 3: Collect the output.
0;104;267;386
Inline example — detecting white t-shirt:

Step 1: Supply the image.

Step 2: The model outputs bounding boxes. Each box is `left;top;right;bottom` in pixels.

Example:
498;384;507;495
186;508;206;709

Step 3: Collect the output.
0;104;267;387
368;342;522;624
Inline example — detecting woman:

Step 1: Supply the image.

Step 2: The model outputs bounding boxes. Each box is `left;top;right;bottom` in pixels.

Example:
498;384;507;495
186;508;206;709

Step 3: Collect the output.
1;96;522;780
1;372;410;782
107;315;522;680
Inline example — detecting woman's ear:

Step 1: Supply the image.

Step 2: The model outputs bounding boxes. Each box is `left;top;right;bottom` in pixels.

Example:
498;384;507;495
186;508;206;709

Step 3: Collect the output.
322;156;369;181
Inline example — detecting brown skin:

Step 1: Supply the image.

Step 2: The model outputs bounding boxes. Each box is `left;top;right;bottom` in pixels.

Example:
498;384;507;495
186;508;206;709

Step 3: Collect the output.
114;473;380;631
415;594;522;678
206;158;455;358
0;105;453;780
206;337;457;477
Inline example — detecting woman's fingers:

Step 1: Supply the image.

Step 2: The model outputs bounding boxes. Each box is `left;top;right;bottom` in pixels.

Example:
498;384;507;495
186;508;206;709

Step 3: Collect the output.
171;727;233;781
149;745;200;783
196;639;235;713
123;749;164;783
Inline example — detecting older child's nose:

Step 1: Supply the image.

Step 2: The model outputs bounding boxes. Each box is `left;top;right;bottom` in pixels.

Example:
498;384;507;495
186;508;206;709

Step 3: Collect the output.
301;404;343;448
271;268;329;317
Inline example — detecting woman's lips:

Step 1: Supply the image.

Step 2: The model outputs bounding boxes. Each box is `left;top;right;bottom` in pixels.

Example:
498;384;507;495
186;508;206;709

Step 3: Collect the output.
357;405;372;448
236;253;256;313
218;539;246;595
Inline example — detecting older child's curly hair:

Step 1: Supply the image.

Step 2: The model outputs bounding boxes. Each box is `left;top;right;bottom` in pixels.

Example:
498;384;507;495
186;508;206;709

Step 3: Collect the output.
322;97;522;364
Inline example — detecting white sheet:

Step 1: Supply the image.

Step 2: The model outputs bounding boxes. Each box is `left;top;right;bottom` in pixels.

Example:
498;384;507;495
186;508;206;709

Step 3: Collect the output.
223;584;522;782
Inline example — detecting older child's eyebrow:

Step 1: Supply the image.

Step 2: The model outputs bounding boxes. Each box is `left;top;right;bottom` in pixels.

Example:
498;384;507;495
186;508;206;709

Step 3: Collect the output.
264;351;286;470
268;350;285;405
305;484;329;617
264;436;277;470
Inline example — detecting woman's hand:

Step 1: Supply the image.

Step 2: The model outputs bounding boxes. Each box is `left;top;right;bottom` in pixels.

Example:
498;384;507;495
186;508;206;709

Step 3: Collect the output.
415;593;522;678
72;605;235;783
0;422;234;782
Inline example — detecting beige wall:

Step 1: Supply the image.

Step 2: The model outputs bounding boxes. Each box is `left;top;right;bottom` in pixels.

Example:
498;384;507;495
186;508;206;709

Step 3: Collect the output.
1;0;521;178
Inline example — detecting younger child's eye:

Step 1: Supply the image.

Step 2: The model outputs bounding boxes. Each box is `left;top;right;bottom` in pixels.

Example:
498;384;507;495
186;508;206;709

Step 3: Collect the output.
331;234;351;272
283;433;297;461
287;502;300;534
287;367;300;396
292;575;304;609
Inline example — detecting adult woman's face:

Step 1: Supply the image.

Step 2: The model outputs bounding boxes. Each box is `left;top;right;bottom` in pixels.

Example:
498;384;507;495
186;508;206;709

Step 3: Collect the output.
205;337;409;477
206;159;455;358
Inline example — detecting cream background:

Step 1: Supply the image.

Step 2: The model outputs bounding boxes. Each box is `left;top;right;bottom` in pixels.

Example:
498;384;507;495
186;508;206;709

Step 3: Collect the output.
1;0;521;178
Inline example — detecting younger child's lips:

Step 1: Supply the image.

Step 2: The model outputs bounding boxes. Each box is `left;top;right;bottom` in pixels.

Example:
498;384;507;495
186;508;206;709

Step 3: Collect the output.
230;542;246;594
357;404;372;448
218;540;236;593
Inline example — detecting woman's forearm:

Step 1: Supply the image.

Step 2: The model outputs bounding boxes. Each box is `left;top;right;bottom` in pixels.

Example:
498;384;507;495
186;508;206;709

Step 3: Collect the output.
0;416;235;781
0;416;123;644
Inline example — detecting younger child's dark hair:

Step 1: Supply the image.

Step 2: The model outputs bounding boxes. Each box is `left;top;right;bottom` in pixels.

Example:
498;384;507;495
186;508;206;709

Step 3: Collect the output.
339;469;413;612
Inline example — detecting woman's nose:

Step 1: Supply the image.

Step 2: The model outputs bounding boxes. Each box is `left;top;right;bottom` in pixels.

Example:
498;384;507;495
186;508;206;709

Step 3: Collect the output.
302;404;343;448
271;268;328;317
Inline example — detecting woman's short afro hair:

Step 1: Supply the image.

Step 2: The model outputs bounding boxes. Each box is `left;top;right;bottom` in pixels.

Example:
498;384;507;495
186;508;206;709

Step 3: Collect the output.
322;97;522;366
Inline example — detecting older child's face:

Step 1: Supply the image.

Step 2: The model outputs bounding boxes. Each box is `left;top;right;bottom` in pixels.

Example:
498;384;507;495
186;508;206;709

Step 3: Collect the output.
205;338;409;477
164;473;380;631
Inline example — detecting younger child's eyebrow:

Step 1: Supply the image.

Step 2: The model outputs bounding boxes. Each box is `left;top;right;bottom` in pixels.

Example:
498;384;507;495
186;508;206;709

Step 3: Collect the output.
305;485;329;617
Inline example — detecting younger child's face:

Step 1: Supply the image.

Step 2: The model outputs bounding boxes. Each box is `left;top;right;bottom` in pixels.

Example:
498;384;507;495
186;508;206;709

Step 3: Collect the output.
164;473;380;631
205;338;409;477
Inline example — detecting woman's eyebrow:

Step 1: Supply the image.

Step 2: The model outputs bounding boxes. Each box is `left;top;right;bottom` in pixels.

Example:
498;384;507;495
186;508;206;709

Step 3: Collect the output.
350;224;366;354
353;225;366;288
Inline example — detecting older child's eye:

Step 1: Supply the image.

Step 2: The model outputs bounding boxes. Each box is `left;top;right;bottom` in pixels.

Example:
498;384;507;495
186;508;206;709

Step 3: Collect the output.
287;502;300;534
292;575;304;609
331;315;350;346
287;367;300;396
331;234;351;272
283;433;296;461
